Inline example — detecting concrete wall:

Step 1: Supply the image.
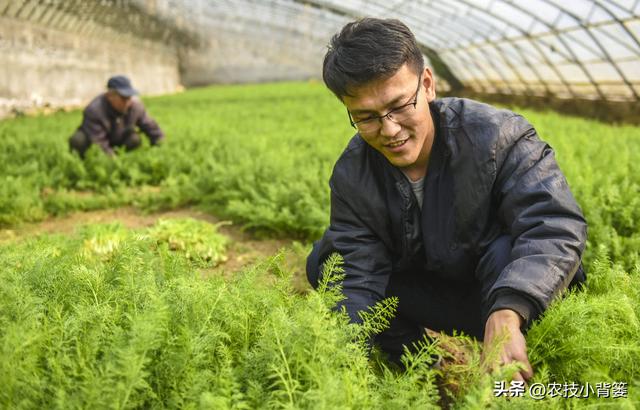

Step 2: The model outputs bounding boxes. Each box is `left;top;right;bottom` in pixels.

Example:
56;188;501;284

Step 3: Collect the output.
0;4;182;118
0;1;329;118
180;21;326;87
181;34;318;86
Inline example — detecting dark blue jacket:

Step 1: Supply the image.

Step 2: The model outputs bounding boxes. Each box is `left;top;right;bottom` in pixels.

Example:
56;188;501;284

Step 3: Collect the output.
313;97;587;326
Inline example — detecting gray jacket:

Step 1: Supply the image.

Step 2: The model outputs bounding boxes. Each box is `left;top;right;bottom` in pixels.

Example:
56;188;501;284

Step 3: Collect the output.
314;97;587;326
80;93;164;155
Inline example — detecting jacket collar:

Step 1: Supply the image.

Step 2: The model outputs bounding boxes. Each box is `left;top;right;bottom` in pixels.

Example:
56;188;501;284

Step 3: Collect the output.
384;100;446;187
101;93;126;119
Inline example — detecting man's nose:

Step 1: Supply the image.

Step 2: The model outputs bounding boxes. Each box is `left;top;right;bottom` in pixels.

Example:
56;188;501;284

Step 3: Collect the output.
379;115;401;137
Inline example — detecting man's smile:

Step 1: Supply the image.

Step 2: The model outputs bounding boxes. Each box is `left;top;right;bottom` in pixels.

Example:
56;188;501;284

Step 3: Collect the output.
384;137;410;151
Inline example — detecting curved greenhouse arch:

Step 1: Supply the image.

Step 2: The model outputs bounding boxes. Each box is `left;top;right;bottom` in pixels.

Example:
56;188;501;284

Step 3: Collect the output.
1;0;638;122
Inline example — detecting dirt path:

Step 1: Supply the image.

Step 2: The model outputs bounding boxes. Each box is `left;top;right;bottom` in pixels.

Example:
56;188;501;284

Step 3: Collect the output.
0;207;311;292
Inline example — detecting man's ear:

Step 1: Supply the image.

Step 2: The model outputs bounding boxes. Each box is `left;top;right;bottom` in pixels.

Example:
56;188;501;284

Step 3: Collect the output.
422;67;436;102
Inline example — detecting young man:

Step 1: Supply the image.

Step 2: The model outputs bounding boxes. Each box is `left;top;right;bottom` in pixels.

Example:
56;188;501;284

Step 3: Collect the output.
69;75;165;157
306;18;587;381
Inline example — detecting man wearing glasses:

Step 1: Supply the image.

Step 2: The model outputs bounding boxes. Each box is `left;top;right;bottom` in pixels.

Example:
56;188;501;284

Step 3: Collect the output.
306;18;586;382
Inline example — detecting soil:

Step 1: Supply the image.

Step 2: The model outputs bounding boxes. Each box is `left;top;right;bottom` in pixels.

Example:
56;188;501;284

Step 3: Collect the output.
0;206;312;292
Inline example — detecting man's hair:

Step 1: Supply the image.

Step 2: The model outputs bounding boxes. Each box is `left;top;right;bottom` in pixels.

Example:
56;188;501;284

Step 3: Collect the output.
323;18;424;100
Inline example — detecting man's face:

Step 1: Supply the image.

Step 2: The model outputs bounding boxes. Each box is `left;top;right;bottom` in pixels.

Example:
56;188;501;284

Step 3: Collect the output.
106;91;133;114
343;64;436;178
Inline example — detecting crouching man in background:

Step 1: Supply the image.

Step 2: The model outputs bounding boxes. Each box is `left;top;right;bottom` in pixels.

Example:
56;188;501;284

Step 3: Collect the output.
69;75;164;158
306;18;587;381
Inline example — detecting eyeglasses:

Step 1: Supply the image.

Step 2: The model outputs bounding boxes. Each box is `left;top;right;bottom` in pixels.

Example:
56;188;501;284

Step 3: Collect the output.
348;75;422;134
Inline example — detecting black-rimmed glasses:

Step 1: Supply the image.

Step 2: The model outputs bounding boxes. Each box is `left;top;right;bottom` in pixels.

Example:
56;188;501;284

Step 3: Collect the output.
348;75;422;133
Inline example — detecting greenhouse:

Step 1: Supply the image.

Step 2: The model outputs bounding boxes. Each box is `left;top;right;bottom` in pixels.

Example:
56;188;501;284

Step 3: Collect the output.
1;0;639;408
2;0;639;120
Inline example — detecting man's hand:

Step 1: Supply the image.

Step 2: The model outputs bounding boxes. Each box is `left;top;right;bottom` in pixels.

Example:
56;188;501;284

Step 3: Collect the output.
483;309;533;382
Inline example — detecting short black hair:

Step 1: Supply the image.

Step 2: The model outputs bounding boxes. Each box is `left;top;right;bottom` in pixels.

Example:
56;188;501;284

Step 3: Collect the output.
323;18;424;100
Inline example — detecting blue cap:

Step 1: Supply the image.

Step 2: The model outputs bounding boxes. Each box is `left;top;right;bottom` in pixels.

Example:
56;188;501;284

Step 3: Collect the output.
107;75;138;97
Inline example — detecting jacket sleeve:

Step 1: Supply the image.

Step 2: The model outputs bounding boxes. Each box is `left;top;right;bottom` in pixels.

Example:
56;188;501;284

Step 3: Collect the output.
315;179;393;324
487;115;587;327
135;104;164;145
80;109;114;156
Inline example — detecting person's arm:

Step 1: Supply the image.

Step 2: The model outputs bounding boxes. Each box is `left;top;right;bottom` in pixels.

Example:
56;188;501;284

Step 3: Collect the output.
134;103;164;145
483;115;587;379
315;180;393;324
80;109;114;156
490;115;586;326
